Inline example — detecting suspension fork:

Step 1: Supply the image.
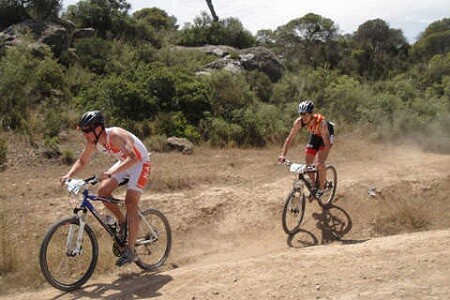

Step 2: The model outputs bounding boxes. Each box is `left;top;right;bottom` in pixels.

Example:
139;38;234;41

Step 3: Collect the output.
66;208;88;256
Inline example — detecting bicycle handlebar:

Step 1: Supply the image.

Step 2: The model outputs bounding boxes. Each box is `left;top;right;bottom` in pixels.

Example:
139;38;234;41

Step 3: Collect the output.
78;175;99;185
280;159;316;174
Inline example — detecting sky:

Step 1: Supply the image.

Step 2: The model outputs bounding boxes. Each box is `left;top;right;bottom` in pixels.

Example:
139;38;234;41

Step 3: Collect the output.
63;0;450;43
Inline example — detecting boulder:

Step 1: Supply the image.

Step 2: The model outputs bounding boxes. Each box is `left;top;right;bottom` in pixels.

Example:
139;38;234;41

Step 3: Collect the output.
0;20;71;57
188;45;286;82
172;45;236;57
73;28;96;39
165;137;194;154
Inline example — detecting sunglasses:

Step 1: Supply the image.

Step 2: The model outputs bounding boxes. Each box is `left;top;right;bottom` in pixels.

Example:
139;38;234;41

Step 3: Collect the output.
80;127;93;133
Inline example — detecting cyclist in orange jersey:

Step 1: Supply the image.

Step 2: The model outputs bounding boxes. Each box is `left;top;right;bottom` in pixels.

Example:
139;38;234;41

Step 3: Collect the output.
278;100;334;197
60;111;151;267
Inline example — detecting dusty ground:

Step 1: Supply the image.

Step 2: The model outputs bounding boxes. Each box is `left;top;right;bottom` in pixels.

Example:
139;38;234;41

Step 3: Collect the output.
0;133;449;299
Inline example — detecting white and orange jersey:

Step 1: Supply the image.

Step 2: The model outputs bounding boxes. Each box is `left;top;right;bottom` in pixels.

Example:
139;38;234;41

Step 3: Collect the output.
96;127;150;162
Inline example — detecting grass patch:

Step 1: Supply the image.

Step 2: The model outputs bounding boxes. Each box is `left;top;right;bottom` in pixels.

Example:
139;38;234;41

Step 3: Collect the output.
0;211;45;294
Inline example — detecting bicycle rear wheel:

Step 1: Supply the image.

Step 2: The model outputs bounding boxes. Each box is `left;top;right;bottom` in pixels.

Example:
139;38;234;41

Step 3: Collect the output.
317;165;337;208
282;189;306;235
135;209;172;271
39;217;98;291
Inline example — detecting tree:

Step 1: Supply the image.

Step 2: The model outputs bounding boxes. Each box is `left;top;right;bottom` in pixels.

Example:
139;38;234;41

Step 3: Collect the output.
63;0;130;38
274;13;340;69
132;7;177;31
412;18;450;61
353;18;409;79
178;12;255;48
205;0;219;23
0;0;28;30
24;0;62;21
0;0;62;30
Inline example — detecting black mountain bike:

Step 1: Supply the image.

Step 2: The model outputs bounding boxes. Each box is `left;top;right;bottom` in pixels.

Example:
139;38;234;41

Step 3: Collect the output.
281;160;337;235
39;176;172;291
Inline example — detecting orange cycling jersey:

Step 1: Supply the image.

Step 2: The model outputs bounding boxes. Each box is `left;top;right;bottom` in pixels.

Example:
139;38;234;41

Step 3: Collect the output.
302;114;325;135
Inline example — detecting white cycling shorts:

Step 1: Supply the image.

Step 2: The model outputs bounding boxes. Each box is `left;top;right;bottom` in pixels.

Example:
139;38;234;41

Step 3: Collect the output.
110;160;151;193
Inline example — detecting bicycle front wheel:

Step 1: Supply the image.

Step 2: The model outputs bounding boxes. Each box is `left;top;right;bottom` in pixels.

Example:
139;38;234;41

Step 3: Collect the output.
135;209;172;271
317;165;337;208
282;189;306;235
39;217;98;291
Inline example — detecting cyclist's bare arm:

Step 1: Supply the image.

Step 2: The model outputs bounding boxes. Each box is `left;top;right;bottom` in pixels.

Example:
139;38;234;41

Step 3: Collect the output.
319;120;331;150
60;142;96;184
279;117;303;162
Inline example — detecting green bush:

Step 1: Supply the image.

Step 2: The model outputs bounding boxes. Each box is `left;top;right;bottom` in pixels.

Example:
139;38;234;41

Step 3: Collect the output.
153;112;200;142
176;76;213;124
75;37;111;75
76;74;158;122
61;149;76;165
144;134;167;152
0;138;7;166
210;71;255;121
323;75;365;123
44;109;64;138
206;117;243;147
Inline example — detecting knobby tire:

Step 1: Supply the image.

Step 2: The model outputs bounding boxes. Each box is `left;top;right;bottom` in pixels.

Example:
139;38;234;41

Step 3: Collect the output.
317;165;337;208
282;189;306;235
135;209;172;271
39;216;98;292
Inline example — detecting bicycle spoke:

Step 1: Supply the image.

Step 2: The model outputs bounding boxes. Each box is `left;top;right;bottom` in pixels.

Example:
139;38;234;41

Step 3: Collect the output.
317;166;337;207
282;190;305;235
135;209;171;271
40;218;98;291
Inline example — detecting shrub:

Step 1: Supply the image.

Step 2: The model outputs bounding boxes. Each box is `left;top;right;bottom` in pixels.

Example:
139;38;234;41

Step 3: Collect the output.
176;76;213;125
323;75;364;123
153;112;200;142
0;138;7;167
44;109;64;138
206;117;244;147
210;71;254;121
144;134;167;152
74;37;111;75
61;149;76;165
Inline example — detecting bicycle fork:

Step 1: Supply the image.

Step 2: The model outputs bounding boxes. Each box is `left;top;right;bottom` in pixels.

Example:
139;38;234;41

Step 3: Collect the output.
66;210;88;257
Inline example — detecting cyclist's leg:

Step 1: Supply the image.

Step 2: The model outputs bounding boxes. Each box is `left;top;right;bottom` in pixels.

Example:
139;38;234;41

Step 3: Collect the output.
305;148;316;184
124;189;141;252
122;161;150;253
98;177;124;223
305;136;319;184
317;146;331;190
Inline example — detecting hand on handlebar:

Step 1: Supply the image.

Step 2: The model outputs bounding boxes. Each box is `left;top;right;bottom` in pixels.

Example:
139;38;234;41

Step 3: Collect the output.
278;155;286;164
59;175;71;186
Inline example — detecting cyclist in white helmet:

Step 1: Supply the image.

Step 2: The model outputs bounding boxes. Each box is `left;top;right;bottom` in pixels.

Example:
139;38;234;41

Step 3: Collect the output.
60;111;151;267
278;100;334;197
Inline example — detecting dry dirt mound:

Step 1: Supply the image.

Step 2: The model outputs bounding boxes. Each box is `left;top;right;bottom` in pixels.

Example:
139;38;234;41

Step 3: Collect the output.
0;134;449;298
5;229;450;300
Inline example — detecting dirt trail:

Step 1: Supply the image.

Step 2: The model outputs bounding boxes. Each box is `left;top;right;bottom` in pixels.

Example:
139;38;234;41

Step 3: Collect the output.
1;136;450;299
7;229;450;300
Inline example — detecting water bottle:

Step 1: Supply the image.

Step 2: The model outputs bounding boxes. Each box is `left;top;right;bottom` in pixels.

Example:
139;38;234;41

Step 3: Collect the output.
104;215;119;233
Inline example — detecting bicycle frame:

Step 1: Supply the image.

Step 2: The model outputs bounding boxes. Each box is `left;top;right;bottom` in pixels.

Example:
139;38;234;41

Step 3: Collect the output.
68;188;125;256
68;187;157;255
297;171;318;194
